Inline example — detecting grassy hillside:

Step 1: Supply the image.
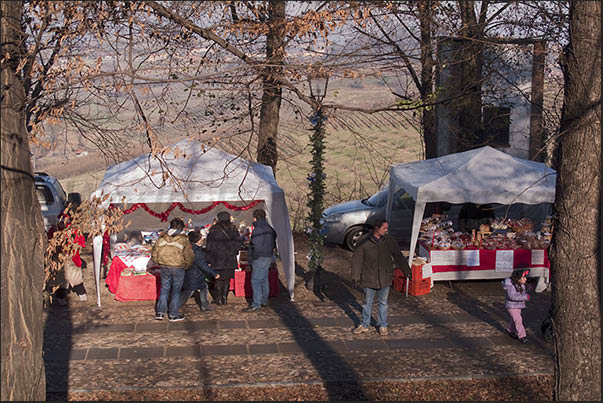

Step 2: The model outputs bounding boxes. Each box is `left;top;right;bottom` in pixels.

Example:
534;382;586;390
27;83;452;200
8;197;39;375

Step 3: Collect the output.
37;77;423;229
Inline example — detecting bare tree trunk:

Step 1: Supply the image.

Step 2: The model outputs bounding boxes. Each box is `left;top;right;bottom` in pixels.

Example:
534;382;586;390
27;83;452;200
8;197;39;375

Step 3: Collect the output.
418;0;436;159
1;1;47;400
456;0;484;152
257;0;285;175
551;1;601;401
528;41;547;162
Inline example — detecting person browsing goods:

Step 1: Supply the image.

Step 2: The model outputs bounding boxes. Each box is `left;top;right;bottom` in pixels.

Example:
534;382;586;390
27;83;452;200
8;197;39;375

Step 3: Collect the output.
151;218;195;322
242;209;277;312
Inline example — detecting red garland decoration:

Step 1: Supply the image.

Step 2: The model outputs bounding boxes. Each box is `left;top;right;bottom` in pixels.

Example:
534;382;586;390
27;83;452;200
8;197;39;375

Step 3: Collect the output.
101;200;263;265
109;200;263;222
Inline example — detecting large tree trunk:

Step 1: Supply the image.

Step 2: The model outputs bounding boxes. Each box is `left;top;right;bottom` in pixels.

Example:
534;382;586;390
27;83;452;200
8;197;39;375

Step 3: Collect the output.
551;1;601;401
257;0;286;175
456;0;484;152
1;1;47;400
418;0;436;159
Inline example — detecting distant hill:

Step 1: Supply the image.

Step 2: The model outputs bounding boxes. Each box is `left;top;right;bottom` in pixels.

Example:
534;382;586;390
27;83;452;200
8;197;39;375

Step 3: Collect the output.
34;77;423;230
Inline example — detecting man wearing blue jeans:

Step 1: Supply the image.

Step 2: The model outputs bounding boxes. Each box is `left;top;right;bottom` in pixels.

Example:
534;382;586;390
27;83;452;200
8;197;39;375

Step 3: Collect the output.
351;219;409;335
151;218;195;321
243;209;277;312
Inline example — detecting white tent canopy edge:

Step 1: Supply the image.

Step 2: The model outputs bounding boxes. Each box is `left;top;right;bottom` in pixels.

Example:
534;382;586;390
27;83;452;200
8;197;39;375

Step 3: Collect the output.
386;146;557;265
90;139;295;307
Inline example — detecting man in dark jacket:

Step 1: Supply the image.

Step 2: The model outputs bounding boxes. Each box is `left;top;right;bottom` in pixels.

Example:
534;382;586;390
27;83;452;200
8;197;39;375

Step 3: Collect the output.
242;209;277;312
351;219;409;335
179;230;220;312
205;211;242;305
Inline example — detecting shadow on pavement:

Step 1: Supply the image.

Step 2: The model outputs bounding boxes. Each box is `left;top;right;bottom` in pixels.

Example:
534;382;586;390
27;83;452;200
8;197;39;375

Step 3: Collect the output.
43;299;73;401
280;262;367;400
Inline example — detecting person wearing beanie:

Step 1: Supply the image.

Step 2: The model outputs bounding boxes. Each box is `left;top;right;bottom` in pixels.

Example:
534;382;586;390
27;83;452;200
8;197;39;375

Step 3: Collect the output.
179;230;220;312
205;212;242;305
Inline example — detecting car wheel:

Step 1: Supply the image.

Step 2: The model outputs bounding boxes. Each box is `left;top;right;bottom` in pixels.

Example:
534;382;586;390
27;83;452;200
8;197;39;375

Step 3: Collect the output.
345;226;368;250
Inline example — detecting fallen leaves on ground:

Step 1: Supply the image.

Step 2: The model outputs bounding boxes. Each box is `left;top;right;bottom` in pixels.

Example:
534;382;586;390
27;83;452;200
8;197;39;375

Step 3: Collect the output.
47;375;553;401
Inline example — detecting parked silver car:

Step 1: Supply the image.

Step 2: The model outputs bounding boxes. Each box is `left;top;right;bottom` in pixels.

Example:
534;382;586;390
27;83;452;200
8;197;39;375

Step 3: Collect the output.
321;186;551;250
321;188;416;250
34;173;80;232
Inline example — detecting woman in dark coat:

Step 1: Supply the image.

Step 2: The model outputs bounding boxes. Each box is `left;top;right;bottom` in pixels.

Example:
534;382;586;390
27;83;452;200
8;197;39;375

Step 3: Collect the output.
205;211;242;305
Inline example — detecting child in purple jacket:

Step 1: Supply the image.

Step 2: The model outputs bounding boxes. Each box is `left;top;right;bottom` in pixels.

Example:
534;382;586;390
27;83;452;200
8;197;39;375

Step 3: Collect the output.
502;269;534;344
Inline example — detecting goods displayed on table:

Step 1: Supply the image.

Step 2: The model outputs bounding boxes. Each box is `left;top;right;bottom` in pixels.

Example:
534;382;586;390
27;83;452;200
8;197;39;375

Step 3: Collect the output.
410;212;552;292
112;243;153;274
419;214;553;251
106;219;278;300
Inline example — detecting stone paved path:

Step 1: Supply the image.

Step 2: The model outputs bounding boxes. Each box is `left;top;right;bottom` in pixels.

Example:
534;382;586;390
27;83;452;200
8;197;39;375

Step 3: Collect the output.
43;286;554;395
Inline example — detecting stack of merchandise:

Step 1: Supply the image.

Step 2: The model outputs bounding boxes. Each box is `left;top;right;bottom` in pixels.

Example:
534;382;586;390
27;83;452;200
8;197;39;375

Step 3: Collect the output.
419;214;554;251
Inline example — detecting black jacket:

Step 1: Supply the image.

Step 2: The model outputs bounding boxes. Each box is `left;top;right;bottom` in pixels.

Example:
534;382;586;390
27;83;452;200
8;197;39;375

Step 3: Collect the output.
249;218;277;260
351;233;409;289
205;222;242;278
183;244;219;291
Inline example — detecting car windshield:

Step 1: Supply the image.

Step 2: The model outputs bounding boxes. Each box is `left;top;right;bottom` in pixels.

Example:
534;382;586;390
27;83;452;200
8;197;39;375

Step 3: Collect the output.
35;185;53;205
363;190;388;207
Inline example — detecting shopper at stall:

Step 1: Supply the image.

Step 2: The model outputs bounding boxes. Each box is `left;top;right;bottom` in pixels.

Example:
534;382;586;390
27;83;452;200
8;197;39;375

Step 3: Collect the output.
205;212;242;305
458;203;495;232
351;219;409;335
179;230;220;312
242;209;277;312
502;269;535;344
151;218;195;321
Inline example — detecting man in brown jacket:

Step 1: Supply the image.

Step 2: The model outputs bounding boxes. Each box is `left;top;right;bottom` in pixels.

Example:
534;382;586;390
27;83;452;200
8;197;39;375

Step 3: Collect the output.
351;219;409;335
151;218;195;321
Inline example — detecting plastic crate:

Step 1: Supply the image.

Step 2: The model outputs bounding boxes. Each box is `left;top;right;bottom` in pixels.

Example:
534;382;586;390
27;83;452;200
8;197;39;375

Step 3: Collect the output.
411;264;424;282
393;270;431;296
392;270;407;292
408;277;431;296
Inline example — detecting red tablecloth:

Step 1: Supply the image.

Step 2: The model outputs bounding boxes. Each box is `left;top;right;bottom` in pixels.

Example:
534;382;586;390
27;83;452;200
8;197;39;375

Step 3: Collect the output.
106;256;160;301
115;272;160;302
418;241;550;274
106;256;129;294
233;265;279;297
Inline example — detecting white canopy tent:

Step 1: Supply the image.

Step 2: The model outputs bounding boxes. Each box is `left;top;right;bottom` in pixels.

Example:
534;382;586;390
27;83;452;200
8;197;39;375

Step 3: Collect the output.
90;139;295;307
387;146;557;265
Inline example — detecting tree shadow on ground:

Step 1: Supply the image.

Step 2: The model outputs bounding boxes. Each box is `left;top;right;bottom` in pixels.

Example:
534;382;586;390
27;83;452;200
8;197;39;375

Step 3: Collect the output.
295;262;363;325
271;287;368;400
446;282;508;333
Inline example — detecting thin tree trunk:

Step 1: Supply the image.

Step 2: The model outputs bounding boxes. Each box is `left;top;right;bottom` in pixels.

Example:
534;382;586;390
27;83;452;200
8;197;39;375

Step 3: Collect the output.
257;0;286;175
551;1;601;401
418;0;436;159
1;1;47;400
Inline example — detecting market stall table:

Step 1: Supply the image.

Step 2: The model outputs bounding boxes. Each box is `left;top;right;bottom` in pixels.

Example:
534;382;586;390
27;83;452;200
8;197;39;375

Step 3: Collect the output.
233;264;280;298
106;255;160;301
417;241;550;292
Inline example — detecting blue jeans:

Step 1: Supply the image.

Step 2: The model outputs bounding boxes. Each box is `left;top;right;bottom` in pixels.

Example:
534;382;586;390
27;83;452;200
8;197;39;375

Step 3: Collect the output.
361;286;390;328
250;257;272;308
179;287;210;310
157;267;185;317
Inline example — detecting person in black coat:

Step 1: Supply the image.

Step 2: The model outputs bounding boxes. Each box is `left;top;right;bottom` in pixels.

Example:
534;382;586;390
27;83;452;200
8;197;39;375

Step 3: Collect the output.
179;230;220;312
205;211;242;305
